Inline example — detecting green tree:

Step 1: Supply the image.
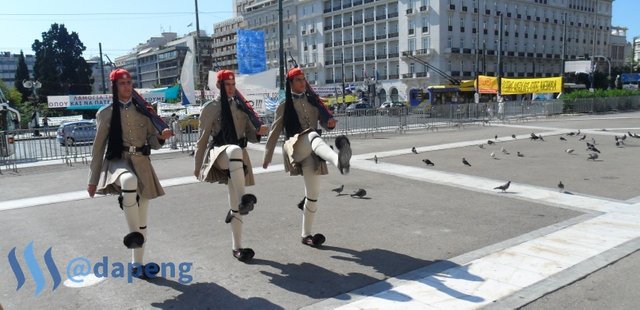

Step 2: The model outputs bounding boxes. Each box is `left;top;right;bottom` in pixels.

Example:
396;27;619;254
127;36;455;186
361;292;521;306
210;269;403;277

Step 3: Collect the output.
32;23;93;101
13;51;31;102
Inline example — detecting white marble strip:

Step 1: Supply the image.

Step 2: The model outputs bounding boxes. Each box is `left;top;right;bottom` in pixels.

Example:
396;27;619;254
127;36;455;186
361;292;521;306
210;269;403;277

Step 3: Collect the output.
334;213;640;310
0;164;285;212
350;160;629;213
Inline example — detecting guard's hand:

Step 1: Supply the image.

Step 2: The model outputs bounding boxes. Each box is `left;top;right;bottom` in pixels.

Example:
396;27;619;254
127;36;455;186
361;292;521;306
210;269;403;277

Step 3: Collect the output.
262;161;269;169
327;118;337;129
87;184;97;198
159;128;172;140
257;125;269;136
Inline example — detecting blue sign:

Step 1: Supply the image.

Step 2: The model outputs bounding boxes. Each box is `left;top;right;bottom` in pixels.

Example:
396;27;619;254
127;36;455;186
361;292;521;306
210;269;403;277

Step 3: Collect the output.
621;73;640;83
237;30;267;74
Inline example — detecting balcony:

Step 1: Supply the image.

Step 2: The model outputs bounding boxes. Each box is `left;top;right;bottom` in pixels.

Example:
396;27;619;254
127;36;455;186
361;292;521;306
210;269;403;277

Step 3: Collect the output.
354;19;363;24
422;26;429;32
325;42;332;47
388;52;399;58
376;54;387;59
449;4;455;10
402;73;414;79
388;12;398;18
324;25;332;31
388;32;399;38
389;74;399;79
365;17;374;23
416;72;428;77
401;50;413;56
325;60;333;65
365;36;374;41
324;8;331;13
343;40;351;45
353;0;362;5
334;41;342;46
355;56;364;62
354;38;364;43
325;79;334;84
343;21;352;27
408;29;415;35
376;34;387;40
301;30;306;35
376;15;386;21
366;55;375;61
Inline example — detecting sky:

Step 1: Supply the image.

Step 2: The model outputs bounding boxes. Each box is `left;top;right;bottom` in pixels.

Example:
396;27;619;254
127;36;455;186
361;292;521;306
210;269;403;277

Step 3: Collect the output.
0;0;638;60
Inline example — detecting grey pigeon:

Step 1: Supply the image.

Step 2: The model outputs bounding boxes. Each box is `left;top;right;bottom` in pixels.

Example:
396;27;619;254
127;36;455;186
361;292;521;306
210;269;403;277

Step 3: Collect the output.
487;140;494;145
332;185;344;195
538;134;544;141
479;144;485;149
579;135;586;141
517;151;524;157
512;134;516;139
501;147;509;155
495;135;498;140
560;136;567;141
558;181;564;192
587;153;599;161
411;147;418;154
351;188;367;198
462;157;471;166
576;129;581;135
422;159;435;166
566;148;574;154
494;181;511;192
374;155;378;164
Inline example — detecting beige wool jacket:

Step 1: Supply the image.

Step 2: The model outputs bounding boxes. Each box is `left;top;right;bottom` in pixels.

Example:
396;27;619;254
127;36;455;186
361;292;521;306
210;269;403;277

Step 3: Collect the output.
263;96;332;176
88;103;165;199
194;97;260;184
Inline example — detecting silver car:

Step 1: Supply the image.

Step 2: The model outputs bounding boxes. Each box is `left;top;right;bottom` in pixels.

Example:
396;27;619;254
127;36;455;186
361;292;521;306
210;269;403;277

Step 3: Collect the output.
56;120;96;146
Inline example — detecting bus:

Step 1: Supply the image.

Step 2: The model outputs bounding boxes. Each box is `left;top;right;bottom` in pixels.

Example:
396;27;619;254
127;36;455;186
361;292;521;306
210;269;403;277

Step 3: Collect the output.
409;80;476;108
0;89;21;157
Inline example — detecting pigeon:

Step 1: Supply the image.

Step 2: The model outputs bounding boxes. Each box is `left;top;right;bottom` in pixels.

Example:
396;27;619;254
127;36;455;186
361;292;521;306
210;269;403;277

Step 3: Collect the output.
479;144;485;149
622;134;627;141
587;143;600;153
374;155;378;164
579;135;586;141
576;129;581;135
558;181;565;192
501;147;509;155
517;151;524;157
494;181;511;192
530;133;539;140
628;131;633;137
350;188;367;198
616;141;622;147
587;153;599;161
495;134;498;140
567;132;576;136
487;140;495;145
512;134;516;139
490;152;496;159
566;148;575;154
560;136;567;141
422;159;435;166
331;185;344;195
411;147;418;154
462;157;472;166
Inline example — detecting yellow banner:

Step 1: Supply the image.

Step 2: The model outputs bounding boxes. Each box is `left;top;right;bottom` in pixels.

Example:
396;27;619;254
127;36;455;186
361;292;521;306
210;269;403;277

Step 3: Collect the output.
477;75;498;94
501;77;563;95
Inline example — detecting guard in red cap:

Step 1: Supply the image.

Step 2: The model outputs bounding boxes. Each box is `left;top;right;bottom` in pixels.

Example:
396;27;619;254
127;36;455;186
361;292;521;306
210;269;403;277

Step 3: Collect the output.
87;68;172;278
263;67;351;248
194;69;268;262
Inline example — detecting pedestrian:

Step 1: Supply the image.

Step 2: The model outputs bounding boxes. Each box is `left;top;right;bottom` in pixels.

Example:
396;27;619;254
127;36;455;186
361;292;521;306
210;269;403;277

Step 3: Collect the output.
498;96;505;120
87;68;172;278
262;67;352;248
193;70;268;262
170;113;180;150
42;116;49;128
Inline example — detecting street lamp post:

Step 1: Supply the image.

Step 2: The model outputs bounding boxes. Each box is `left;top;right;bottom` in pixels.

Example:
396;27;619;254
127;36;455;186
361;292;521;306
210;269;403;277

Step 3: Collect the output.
590;55;612;90
22;79;42;136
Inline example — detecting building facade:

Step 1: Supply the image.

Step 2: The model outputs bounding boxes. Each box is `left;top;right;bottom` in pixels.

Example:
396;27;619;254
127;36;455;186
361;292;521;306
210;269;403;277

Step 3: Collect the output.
0;51;36;87
213;16;245;71
87;57;115;94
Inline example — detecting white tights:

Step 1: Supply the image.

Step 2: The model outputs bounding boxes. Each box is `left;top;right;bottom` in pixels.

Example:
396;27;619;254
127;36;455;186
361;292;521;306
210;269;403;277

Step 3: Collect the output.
116;172;149;265
215;145;247;250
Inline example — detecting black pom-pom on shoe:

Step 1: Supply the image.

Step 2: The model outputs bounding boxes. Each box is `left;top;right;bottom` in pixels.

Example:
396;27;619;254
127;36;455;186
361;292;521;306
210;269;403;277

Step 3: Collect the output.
301;233;326;247
123;232;145;249
232;248;255;262
297;196;306;210
239;194;257;215
335;135;352;175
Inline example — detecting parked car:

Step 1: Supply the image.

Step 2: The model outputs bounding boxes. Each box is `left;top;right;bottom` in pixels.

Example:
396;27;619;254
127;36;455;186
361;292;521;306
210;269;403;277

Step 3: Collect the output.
56;120;96;146
178;114;200;133
377;101;408;115
345;103;374;116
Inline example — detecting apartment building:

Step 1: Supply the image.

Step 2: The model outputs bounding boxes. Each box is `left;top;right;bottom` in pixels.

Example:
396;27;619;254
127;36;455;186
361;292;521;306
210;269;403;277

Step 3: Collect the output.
213;16;245;71
0;52;36;86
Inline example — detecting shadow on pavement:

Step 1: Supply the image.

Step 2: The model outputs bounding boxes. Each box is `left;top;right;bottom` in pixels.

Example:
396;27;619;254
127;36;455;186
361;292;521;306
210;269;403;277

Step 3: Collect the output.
148;277;284;309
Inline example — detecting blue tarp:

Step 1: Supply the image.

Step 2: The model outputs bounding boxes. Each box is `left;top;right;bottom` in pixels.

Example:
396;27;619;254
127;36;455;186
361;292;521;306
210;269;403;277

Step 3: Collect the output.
237;29;267;74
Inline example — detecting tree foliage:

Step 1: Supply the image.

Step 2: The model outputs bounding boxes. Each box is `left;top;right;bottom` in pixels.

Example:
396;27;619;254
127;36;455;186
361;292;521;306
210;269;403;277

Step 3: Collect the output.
31;23;93;101
14;51;31;102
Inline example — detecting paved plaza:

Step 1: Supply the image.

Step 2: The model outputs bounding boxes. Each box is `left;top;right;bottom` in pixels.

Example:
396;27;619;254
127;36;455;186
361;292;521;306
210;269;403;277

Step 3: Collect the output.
1;113;640;309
